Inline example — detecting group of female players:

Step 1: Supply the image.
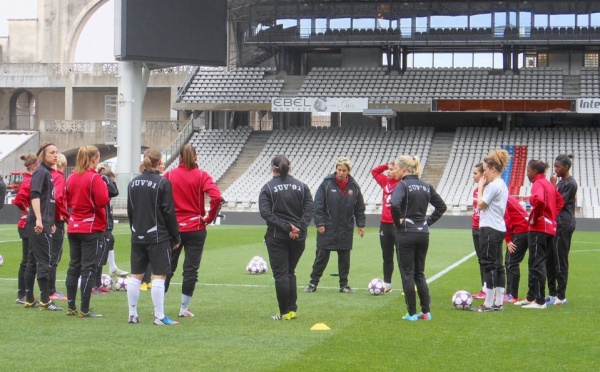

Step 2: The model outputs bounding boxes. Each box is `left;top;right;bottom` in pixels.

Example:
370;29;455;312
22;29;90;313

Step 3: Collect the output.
470;150;576;311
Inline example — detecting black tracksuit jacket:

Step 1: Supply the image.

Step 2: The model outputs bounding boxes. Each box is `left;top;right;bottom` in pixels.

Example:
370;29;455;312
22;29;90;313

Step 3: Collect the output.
390;174;447;233
127;170;180;245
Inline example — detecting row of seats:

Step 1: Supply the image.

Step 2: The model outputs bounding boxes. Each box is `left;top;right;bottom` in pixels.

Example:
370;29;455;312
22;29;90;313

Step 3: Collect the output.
437;127;600;215
220;126;433;210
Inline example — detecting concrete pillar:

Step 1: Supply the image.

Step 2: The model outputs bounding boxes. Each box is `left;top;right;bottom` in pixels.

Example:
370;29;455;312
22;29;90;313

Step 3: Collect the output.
116;61;136;195
64;81;73;120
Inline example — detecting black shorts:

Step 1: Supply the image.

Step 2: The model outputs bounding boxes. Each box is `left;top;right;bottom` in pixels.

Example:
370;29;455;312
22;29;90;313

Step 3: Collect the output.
130;241;172;276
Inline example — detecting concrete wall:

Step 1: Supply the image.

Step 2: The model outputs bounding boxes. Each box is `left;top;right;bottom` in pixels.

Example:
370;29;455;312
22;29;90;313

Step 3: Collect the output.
341;48;382;67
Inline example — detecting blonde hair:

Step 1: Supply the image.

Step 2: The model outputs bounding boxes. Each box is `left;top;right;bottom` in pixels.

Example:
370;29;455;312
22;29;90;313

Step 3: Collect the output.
483;149;510;173
56;153;67;170
141;149;162;172
395;155;422;178
335;156;352;172
75;146;100;174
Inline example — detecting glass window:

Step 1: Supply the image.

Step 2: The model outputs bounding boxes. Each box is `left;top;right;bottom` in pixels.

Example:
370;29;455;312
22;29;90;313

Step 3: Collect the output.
577;14;589;27
454;54;473;68
534;14;548;28
584;53;599;68
330;18;351;30
299;19;312;38
550;14;575;27
470;13;491;28
538;54;548;67
494;12;507;37
413;53;433;68
434;53;453;68
591;13;600;27
473;53;495;68
415;17;428;33
431;15;468;29
520;12;532;36
400;17;412;38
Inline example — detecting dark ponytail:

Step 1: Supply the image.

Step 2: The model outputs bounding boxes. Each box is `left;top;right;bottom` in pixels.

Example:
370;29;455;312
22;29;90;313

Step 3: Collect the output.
528;159;549;175
271;154;290;181
555;154;573;170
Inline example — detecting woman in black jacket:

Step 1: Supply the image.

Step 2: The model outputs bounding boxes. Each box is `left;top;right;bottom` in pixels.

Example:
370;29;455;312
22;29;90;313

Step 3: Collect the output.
259;155;314;320
305;157;366;294
391;155;446;321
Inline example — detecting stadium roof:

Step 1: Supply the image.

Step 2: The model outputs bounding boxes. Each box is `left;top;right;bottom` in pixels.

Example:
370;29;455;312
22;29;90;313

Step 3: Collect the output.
229;1;600;22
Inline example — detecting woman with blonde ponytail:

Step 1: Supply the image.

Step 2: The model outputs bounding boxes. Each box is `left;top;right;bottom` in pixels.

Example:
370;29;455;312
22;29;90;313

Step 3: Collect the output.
65;145;109;318
391;155;446;321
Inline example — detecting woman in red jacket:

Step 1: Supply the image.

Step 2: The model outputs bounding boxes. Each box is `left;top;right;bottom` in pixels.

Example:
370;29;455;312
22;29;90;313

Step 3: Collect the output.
515;160;564;309
470;162;486;299
163;144;222;318
370;160;400;292
12;153;39;304
49;153;69;301
65;145;109;318
503;195;530;303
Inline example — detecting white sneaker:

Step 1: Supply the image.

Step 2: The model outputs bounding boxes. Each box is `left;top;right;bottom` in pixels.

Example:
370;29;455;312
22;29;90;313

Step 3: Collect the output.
554;298;568;306
514;298;533;306
110;268;129;276
178;310;195;318
384;283;392;293
522;302;547;309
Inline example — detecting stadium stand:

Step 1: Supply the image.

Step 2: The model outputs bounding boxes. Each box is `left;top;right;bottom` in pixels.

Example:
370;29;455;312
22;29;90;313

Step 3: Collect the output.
220;126;433;211
165;127;252;183
437;127;600;216
178;67;283;104
298;67;565;105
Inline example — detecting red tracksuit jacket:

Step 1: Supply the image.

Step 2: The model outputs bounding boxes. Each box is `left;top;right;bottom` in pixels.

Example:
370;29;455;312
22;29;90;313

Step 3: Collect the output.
13;173;32;229
503;195;529;244
472;187;480;230
66;169;109;233
52;169;69;222
371;164;399;224
163;164;222;233
528;174;564;236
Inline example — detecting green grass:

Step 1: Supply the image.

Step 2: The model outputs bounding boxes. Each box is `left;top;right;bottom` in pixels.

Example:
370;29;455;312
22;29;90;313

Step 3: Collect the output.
0;224;599;371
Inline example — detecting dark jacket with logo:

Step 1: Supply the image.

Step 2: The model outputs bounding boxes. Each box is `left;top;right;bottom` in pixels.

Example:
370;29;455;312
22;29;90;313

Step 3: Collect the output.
314;173;365;251
127;170;180;245
259;174;314;240
391;174;447;233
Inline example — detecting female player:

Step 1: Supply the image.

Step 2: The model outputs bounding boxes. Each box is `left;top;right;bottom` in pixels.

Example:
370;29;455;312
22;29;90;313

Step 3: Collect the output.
475;149;509;312
12;153;39;304
547;154;577;306
65;145;109;318
371;161;400;292
24;142;62;311
305;157;365;294
259;154;314;320
503;195;529;303
126;149;180;325
470;163;486;299
49;153;69;301
391;155;446;321
515;160;563;309
163;144;222;318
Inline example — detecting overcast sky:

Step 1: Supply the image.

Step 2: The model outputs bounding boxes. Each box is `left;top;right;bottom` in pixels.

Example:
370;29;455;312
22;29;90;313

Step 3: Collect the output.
0;0;115;62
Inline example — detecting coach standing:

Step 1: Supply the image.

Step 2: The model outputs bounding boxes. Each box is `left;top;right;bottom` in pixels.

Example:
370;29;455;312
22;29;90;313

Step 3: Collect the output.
259;155;313;320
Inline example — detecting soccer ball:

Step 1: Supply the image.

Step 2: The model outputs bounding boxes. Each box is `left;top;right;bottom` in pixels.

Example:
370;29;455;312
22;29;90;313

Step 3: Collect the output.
246;256;268;274
452;290;473;310
0;254;4;266
115;277;128;291
100;274;113;290
368;278;386;295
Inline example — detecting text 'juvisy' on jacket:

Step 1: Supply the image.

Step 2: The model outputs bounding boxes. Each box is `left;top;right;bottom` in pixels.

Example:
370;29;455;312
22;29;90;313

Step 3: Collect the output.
391;174;447;233
127;170;180;245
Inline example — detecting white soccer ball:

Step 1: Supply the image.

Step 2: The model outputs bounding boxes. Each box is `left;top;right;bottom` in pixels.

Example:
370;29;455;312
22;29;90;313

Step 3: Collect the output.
0;254;4;266
368;278;386;295
100;274;113;290
452;290;473;310
246;256;268;274
115;276;128;291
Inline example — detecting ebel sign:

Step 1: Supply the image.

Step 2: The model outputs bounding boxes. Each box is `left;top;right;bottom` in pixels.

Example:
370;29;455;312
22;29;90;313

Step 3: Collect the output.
271;97;369;113
576;98;600;113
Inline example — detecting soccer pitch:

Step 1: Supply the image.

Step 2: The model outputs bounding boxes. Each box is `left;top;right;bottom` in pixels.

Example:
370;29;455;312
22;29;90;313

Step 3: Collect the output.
0;224;598;370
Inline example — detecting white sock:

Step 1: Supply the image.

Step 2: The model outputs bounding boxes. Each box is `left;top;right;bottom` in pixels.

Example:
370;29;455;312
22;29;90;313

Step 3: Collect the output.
483;287;494;308
127;277;142;317
494;287;505;306
482;282;487;292
181;294;192;313
107;250;117;271
151;279;166;320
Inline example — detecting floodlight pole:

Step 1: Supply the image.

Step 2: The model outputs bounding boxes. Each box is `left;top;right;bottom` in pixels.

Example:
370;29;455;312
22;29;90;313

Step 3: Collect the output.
116;61;147;196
